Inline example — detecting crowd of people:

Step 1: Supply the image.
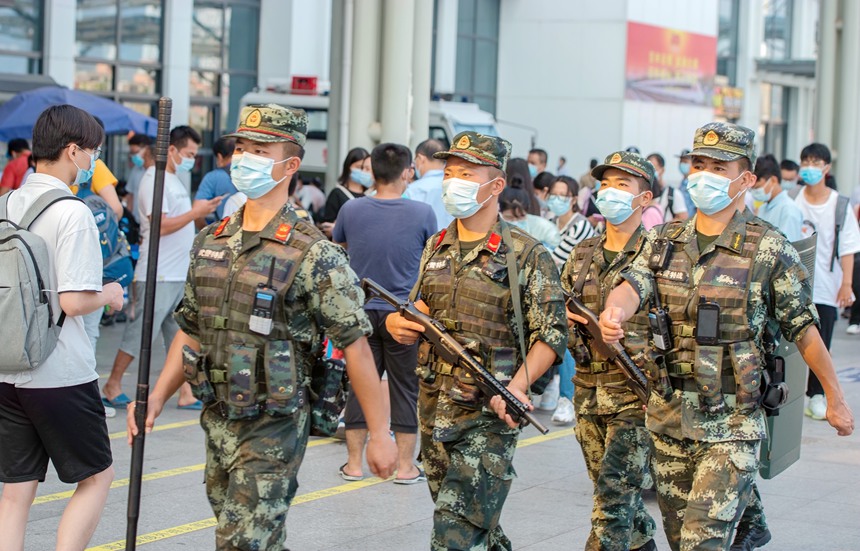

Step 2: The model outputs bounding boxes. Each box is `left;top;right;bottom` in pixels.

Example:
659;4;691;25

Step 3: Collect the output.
0;101;858;551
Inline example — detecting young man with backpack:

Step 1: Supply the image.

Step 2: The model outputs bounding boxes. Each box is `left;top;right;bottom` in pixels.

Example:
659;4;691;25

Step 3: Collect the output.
0;105;124;551
794;143;860;420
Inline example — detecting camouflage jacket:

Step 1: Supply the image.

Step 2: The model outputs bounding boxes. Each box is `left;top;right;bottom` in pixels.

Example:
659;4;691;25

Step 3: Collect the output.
622;209;818;442
415;219;568;442
560;226;653;416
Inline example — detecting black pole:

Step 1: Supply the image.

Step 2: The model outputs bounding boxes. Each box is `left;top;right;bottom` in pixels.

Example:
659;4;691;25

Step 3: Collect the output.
126;97;171;551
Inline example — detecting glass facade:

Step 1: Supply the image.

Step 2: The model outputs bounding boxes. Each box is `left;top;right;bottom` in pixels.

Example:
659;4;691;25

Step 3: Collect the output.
452;0;500;114
0;0;44;74
717;0;739;86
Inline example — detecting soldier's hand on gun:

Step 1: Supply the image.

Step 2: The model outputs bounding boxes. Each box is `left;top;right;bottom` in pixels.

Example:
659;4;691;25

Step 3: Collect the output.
126;395;165;446
385;312;425;345
566;309;588;329
102;281;125;313
489;383;532;430
826;396;855;436
598;307;626;344
365;432;398;479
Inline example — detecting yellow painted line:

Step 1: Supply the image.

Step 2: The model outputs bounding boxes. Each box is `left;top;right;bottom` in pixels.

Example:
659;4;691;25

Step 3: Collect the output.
84;431;567;550
35;438;339;505
108;419;199;440
85;476;388;551
517;426;575;448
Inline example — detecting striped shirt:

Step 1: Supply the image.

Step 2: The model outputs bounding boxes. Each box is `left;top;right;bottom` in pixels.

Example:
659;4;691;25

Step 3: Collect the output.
552;212;596;269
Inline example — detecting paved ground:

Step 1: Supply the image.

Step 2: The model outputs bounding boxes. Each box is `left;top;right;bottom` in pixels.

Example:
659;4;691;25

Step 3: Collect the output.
9;316;860;550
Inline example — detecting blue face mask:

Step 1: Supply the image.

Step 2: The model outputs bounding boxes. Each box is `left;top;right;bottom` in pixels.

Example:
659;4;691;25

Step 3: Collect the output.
679;162;691;176
594;187;643;225
72;146;97;187
781;179;797;192
130;153;144;168
528;164;538;178
231;152;291;200
546;195;572;216
750;186;772;203
173;151;195;173
442;177;496;219
351;168;373;188
799;166;823;185
594;180;601;191
686;170;747;215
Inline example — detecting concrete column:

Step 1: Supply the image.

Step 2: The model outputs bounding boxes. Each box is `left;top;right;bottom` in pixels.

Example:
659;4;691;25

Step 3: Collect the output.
835;0;860;194
735;0;764;133
433;0;458;95
380;0;415;144
327;0;354;189
814;0;838;146
258;0;295;89
162;0;193;125
348;0;382;149
410;0;434;149
43;0;76;88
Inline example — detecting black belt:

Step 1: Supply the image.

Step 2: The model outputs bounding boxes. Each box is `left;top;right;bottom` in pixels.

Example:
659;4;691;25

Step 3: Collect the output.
669;374;737;393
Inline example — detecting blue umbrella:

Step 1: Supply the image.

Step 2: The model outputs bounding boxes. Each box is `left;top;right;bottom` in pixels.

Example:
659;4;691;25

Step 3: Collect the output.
0;86;158;141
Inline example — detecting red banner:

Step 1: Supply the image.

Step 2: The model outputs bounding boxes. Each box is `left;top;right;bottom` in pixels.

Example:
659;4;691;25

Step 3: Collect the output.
625;22;717;106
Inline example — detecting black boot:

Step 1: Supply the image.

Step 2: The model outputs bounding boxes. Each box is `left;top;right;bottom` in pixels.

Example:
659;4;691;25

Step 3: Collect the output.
730;525;772;550
631;539;657;551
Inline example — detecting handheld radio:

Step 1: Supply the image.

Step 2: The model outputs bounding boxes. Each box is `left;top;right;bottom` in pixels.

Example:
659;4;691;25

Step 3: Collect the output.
249;258;278;335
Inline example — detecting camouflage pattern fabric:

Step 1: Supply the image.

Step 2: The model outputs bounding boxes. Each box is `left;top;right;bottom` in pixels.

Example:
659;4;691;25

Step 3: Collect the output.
651;432;759;551
433;131;512;171
414;219;568;550
560;227;656;549
224;103;308;147
202;403;311;551
574;407;655;550
690;122;756;165
737;482;767;531
591;150;657;187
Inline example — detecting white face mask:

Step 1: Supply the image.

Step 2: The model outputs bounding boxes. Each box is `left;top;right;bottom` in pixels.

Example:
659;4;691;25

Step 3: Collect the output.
230;152;292;199
441;177;497;219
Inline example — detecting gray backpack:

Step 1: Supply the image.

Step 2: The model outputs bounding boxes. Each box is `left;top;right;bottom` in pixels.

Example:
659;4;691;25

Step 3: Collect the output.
0;189;81;372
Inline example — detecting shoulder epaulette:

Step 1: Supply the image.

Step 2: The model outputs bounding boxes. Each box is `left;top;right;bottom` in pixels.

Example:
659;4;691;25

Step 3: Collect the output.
434;229;447;250
486;232;502;253
213;216;230;237
274;223;292;243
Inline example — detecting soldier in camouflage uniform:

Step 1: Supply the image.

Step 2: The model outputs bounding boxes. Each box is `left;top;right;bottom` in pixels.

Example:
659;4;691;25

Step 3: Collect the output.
127;104;396;551
597;122;855;551
560;150;657;551
386;131;568;551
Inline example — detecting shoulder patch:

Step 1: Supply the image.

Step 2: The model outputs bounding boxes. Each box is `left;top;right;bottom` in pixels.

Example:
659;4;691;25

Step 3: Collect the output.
213;217;230;237
274;223;292;243
434;229;447;250
486;232;502;253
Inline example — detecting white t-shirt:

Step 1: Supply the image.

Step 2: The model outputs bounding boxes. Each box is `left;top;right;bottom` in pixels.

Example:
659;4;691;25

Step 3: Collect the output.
0;174;103;388
136;167;195;282
657;185;688;222
222;192;247;218
795;188;860;307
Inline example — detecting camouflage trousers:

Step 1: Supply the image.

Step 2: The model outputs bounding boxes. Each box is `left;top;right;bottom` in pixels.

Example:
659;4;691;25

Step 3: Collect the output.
737;482;768;530
201;404;310;551
574;406;655;550
651;432;760;551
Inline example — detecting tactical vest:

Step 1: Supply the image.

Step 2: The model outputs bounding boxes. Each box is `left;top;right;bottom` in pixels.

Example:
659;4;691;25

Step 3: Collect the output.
569;233;651;386
191;211;323;420
418;227;539;386
654;218;766;412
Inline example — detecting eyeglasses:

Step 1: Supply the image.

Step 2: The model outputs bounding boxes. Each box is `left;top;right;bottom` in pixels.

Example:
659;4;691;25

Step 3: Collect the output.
67;144;102;161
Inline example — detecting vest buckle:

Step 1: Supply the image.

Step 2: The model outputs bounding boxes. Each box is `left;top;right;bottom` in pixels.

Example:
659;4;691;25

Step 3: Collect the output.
590;361;608;373
441;318;461;331
213;316;228;330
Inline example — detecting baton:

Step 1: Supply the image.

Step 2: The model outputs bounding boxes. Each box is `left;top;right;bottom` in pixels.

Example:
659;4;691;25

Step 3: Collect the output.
126;97;171;551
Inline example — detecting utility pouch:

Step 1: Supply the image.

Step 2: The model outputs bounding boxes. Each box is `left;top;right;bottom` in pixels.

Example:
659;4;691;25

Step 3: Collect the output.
225;343;260;419
181;345;216;404
760;355;789;416
694;345;726;414
450;369;482;409
309;355;348;436
415;340;436;383
645;353;672;400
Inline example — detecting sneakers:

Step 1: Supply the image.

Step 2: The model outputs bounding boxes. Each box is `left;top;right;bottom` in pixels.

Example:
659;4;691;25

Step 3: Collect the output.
551;397;575;425
804;394;827;420
847;324;860;335
537;375;560;411
104;405;116;418
730;525;772;550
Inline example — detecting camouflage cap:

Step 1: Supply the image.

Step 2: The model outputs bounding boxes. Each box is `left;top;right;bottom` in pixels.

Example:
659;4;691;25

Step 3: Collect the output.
433;131;512;171
223;103;308;147
691;122;756;165
591;150;656;187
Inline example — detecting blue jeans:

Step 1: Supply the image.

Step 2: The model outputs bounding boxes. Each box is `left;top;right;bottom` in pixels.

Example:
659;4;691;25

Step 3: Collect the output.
559;349;575;400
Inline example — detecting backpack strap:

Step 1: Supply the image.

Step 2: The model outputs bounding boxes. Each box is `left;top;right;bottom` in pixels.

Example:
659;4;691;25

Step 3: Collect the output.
832;194;850;271
573;238;601;298
666;188;675;217
20;189;82;229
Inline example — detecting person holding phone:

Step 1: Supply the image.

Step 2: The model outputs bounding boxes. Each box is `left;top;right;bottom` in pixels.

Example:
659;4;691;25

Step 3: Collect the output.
597;123;854;551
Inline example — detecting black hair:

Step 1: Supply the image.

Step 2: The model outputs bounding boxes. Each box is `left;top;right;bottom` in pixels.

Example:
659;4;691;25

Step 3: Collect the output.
780;159;799;172
7;138;30;153
589;158;598;169
647;153;665;169
552;175;580;213
738;157;752;173
128;134;152;147
416;138;445;159
528;148;547;165
283;141;305;161
31;104;104;163
170;125;202;149
505;157;539;215
338;146;370;185
93;116;105;130
500;171;534;219
370;142;412;184
533;171;556;193
213;137;236;159
754;153;781;183
800;143;831;164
